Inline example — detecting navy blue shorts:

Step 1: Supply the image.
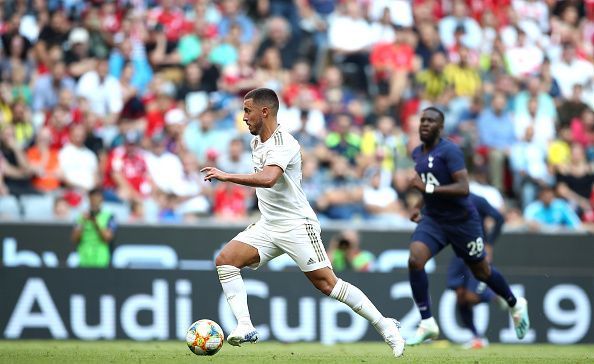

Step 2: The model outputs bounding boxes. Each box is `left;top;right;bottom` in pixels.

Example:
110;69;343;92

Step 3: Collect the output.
447;256;494;303
411;214;486;262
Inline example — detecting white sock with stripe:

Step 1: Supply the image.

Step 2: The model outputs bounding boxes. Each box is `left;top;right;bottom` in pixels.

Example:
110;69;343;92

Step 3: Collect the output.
217;265;253;327
329;279;391;333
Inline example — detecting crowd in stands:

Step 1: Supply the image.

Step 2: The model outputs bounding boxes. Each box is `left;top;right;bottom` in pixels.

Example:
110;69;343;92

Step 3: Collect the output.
0;0;593;233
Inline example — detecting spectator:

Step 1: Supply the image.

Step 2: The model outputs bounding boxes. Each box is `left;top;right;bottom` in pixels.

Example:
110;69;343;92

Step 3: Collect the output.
103;130;151;203
510;125;552;208
325;113;361;165
71;188;116;268
26;127;62;193
362;167;411;226
32;61;76;112
145;132;185;195
58;123;99;192
213;182;249;220
255;47;290;94
328;1;372;93
415;23;447;70
551;43;594;100
9;100;35;149
256;16;299;70
557;84;590;126
176;62;209;116
217;138;252;175
416;52;450;102
0;124;37;196
444;47;481;98
76;57;123;123
555;143;594;219
53;195;72;221
477;92;516;191
570;108;594;150
438;0;482;50
183;109;233;164
505;30;544;78
514;97;556;153
370;25;415;102
524;185;582;232
327;230;375;272
361;115;405;175
64;27;96;80
34;10;70;69
514;76;557;121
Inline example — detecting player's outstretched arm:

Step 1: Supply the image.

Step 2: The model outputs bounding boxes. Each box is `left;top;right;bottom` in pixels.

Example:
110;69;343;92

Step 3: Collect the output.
201;165;284;188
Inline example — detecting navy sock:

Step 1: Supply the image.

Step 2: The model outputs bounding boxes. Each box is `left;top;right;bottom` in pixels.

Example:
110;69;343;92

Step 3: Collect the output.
484;266;517;307
409;268;432;319
457;304;478;337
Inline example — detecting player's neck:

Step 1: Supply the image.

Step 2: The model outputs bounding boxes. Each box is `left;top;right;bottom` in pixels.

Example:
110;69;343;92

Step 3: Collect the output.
422;137;441;152
259;122;280;143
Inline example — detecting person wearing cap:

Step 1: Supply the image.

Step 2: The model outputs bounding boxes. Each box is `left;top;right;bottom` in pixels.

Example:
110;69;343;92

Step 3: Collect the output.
164;108;187;154
65;27;96;79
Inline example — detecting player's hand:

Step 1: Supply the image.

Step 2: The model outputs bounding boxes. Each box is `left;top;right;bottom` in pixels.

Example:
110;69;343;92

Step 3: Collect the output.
201;167;229;182
408;173;425;192
410;208;422;223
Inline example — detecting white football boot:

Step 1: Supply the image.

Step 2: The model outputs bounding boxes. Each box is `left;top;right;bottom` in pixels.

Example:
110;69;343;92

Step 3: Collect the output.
381;318;405;357
227;324;259;347
406;317;440;346
510;297;530;340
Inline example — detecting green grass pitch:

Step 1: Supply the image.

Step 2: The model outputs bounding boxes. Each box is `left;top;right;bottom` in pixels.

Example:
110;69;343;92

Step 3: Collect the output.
1;340;593;363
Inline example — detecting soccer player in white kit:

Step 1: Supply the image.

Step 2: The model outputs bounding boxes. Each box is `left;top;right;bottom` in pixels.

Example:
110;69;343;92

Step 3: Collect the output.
201;88;405;357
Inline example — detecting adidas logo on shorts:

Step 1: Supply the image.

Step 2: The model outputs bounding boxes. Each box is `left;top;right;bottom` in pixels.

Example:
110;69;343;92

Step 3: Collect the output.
307;258;316;265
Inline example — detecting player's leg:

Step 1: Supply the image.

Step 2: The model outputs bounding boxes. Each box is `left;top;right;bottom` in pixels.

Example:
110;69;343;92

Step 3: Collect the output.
278;222;404;357
465;259;530;339
215;241;260;346
406;241;441;345
447;255;481;345
304;267;405;357
216;223;283;346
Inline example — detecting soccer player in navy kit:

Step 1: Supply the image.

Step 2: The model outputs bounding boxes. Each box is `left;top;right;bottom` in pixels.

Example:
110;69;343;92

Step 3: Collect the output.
447;193;505;349
406;107;529;345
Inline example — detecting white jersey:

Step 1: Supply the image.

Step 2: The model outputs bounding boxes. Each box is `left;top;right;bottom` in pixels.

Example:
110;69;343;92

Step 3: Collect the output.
250;126;318;231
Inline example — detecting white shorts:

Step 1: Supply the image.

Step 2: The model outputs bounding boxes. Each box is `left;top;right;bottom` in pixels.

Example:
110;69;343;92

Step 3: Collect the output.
233;220;332;272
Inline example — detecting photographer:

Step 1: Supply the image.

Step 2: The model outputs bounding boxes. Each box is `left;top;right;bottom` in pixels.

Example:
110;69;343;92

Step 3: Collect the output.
71;188;117;268
327;230;375;272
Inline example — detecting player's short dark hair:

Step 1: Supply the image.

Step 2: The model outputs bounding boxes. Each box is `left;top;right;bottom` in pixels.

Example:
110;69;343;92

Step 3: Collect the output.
422;106;445;124
244;88;279;114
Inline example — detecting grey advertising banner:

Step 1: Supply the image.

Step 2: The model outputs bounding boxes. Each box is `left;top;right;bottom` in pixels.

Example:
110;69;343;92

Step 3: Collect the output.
1;268;592;344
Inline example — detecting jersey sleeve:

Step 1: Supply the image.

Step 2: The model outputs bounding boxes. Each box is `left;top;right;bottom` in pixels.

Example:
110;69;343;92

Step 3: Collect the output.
445;144;466;174
265;139;299;172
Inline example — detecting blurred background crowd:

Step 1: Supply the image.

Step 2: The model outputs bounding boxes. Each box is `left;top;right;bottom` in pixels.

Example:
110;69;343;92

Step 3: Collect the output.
0;0;593;233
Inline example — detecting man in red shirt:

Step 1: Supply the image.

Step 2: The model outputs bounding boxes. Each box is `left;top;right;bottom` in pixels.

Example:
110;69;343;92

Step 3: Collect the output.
370;25;415;103
103;131;152;203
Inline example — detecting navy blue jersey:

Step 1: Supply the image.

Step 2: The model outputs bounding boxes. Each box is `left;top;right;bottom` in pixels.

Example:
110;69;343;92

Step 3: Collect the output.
469;193;504;244
412;138;477;221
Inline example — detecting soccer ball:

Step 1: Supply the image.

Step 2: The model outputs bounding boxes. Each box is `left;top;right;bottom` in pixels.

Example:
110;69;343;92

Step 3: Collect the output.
186;319;225;356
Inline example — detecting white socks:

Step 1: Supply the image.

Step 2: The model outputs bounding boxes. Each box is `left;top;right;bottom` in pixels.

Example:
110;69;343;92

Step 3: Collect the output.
329;279;391;333
217;265;253;327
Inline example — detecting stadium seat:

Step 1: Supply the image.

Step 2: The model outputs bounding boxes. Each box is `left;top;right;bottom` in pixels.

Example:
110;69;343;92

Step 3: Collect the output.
0;195;22;219
103;201;131;222
20;194;54;221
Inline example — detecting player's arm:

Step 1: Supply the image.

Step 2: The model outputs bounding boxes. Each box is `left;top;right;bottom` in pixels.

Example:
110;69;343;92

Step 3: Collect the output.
410;169;470;197
201;165;283;188
482;202;505;244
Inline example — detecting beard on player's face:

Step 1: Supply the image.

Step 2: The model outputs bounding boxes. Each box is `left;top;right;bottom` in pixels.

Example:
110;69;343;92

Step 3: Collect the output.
249;115;263;135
